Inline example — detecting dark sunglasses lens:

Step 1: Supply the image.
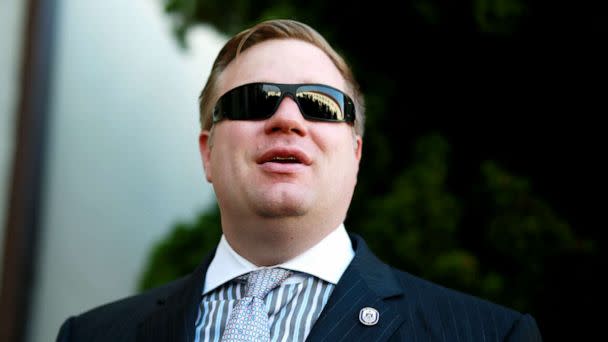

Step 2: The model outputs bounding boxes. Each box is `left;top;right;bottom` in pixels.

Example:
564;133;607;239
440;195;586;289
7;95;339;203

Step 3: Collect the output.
254;84;282;118
296;86;345;121
217;84;281;120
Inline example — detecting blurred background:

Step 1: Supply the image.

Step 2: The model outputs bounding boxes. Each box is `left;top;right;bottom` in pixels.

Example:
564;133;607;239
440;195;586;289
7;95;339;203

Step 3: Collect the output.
1;0;223;341
1;0;606;341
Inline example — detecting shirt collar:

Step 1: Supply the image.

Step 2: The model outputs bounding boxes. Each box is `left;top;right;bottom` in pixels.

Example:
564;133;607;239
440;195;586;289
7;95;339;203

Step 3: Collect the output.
203;224;354;294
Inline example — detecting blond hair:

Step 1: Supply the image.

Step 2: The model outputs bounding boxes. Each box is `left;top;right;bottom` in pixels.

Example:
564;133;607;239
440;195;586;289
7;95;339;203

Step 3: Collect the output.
198;19;365;136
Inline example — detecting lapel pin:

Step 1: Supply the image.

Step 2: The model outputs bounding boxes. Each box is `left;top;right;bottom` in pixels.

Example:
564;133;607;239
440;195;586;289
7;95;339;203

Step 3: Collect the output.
359;307;379;326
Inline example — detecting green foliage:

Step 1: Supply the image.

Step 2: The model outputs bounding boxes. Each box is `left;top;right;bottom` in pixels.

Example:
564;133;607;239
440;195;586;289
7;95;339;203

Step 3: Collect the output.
474;0;527;34
356;135;465;282
137;206;221;290
472;161;593;310
481;161;579;262
349;134;591;312
163;0;529;43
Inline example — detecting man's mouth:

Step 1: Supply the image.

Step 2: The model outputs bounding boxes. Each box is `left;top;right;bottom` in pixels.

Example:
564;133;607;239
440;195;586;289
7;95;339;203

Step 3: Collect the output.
257;148;312;167
268;156;300;163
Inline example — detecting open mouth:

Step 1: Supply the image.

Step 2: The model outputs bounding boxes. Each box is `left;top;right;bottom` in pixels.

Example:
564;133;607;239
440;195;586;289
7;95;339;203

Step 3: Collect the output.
268;156;301;164
257;148;312;166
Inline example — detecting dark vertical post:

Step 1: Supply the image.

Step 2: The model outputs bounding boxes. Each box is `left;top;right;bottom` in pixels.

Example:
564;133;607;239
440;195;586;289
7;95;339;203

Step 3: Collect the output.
0;0;57;341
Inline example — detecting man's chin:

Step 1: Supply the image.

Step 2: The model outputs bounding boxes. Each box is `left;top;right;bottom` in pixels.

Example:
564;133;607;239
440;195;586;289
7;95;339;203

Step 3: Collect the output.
254;206;307;218
250;191;311;218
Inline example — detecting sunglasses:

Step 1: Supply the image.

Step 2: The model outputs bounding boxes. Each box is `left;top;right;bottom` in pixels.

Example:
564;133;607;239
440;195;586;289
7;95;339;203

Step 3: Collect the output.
212;82;356;123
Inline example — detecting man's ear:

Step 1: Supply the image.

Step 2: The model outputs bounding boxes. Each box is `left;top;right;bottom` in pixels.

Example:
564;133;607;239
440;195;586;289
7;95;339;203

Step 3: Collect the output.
354;135;363;162
199;131;213;182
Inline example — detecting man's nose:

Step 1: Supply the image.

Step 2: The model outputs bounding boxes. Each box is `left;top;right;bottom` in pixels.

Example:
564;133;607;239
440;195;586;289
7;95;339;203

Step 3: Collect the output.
263;96;308;136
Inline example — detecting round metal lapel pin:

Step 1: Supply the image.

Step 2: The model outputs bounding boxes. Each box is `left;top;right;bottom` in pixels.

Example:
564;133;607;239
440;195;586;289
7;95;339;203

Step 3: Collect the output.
359;307;379;326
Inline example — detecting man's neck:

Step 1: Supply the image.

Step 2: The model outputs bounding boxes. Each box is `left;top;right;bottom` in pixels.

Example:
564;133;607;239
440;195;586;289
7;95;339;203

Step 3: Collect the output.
221;216;342;266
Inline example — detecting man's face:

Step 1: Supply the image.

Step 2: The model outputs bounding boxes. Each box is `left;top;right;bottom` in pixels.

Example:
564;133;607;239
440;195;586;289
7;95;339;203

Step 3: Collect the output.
200;39;362;223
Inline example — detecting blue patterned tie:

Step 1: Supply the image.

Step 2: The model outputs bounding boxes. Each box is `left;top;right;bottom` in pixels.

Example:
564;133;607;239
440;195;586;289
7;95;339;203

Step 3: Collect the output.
220;268;292;342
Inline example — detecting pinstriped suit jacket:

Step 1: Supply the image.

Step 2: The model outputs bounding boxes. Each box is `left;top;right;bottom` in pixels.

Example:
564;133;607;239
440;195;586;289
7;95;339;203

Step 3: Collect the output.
56;234;542;341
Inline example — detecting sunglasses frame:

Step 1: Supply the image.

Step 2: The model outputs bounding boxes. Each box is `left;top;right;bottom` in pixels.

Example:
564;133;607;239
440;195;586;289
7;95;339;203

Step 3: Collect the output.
212;82;356;124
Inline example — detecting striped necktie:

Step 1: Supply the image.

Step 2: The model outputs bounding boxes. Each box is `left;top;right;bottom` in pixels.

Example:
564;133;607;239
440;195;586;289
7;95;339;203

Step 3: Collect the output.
220;268;292;342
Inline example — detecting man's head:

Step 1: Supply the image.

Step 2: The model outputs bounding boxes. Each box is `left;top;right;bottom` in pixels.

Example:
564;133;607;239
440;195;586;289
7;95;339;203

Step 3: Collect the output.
198;19;364;263
199;19;365;136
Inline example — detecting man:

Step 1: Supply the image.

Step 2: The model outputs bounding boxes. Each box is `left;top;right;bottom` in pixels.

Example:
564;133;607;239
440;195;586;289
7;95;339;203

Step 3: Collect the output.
57;19;542;341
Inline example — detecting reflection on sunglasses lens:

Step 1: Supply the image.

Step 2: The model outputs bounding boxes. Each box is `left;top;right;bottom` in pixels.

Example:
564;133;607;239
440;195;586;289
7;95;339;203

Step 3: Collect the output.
297;91;343;120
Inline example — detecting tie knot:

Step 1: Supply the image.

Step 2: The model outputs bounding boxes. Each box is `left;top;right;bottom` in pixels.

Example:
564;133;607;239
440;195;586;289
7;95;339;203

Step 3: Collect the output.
242;268;292;299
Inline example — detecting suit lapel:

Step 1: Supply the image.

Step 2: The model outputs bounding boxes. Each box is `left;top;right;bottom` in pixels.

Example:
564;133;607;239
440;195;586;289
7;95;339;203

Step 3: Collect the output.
306;235;405;341
137;248;215;342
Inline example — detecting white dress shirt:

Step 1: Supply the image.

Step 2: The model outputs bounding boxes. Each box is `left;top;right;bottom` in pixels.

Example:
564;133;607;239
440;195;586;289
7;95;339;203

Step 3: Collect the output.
204;223;354;293
193;224;355;342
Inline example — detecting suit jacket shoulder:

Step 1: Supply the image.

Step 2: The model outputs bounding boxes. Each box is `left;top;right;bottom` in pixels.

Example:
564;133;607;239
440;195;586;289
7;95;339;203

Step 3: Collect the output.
306;234;542;342
388;266;542;341
56;249;213;342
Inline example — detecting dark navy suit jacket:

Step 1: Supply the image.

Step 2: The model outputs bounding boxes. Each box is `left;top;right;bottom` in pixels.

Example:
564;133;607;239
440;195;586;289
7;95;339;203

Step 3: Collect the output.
57;234;542;341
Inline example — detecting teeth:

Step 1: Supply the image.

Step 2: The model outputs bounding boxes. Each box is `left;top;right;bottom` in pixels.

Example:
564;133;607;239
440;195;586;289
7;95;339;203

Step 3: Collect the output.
270;156;299;163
